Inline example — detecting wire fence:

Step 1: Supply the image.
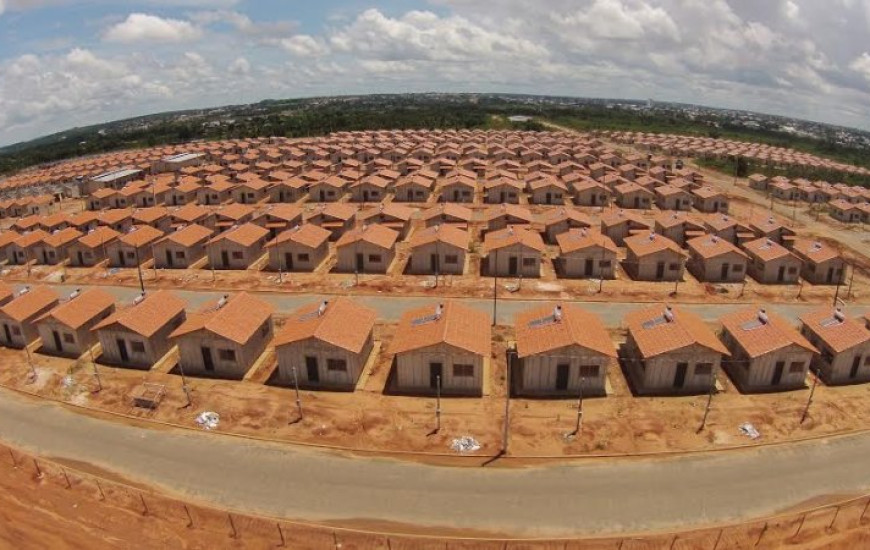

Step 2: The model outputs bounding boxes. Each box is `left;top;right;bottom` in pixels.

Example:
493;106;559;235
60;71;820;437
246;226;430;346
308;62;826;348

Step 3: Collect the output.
2;440;869;549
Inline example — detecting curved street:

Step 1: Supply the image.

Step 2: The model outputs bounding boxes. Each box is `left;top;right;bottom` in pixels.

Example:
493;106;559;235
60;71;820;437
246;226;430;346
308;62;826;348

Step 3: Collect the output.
1;388;869;537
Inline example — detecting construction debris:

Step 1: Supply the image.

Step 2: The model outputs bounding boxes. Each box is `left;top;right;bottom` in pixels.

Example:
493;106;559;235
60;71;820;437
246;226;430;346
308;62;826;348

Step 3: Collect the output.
195;411;220;430
739;422;760;440
450;436;481;453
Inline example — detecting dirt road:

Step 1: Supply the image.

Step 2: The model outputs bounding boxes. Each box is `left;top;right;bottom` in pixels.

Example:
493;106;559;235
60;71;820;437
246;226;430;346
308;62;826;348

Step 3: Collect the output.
2;388;870;537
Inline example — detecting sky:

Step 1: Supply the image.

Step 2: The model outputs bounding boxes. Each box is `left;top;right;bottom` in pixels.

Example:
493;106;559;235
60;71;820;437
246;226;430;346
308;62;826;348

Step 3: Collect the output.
0;0;869;146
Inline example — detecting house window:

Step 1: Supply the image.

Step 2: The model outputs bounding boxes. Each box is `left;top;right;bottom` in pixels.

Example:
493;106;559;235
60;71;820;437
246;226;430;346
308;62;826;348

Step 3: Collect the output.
232;251;244;260
126;252;136;260
218;349;236;362
669;263;681;271
48;251;55;258
175;251;186;259
453;364;474;377
368;254;382;263
694;363;713;376
171;315;184;329
63;333;75;344
12;326;21;336
789;362;805;373
864;355;870;366
327;359;347;372
522;257;536;267
444;255;459;264
579;365;599;378
297;253;310;262
821;347;834;363
788;267;798;274
131;341;146;354
599;260;612;268
733;264;744;272
84;251;93;259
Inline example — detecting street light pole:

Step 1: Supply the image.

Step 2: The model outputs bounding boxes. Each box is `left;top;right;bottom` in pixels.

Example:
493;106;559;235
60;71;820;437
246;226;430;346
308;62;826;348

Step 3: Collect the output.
801;371;819;424
501;349;513;456
568;374;584;437
134;244;145;293
435;374;442;433
292;365;303;420
492;249;499;326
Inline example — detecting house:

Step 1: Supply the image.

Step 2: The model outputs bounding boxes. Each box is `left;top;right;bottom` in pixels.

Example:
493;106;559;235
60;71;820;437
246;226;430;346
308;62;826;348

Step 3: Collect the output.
791;239;845;285
720;308;816;393
264;223;331;272
305;203;358;240
538;207;593;243
207;223;269;270
692;187;729;213
555;229;618;279
350;175;390;202
68;227;120;267
748;214;795;245
829;200;864;223
0;282;13;307
34;289;115;357
268;176;308;203
196;179;234;205
484;177;523;204
253;204;303;239
748;174;769;190
572;179;612;207
87;188;116;210
357;203;416;238
421;203;474;229
800;308;870;384
703;214;754;246
600;210;650;246
438;175;476;203
231;178;272;205
654;185;693;211
390;301;490;395
483;225;546;278
66;211;100;233
213;203;255;232
170;292;274;379
686;235;748;283
742;237;802;284
654;212;706;247
483;204;534;233
97;209;134;233
153;224;213;269
34;227;83;265
624;305;729;395
132;207;173;233
6;230;48;265
407;224;469;275
107;226;164;268
0;230;19;262
0;287;60;348
769;180;797;201
308;175;347;202
623;233;686;282
273;298;377;390
92;291;186;369
513;303;616;396
614;182;653;209
334;223;399;274
170;204;215;230
394;174;434;202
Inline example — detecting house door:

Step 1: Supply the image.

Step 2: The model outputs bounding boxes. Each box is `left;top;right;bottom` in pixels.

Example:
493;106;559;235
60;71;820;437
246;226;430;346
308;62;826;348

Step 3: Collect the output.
363;190;370;202
201;347;214;371
556;364;570;391
306;356;319;383
3;324;11;343
319;190;326;201
285;253;293;271
453;190;460;201
590;194;597;206
221;251;229;269
777;265;785;283
545;192;552;204
165;250;173;268
584;258;594;277
827;268;834;283
674;362;688;389
850;356;861;379
52;330;62;352
508;256;518;276
429;362;443;389
355;253;364;272
118;251;126;267
42;249;49;263
117;339;129;363
499;192;506;203
655;261;665;279
430;254;439;273
634;196;641;208
77;251;84;265
772;361;785;386
720;263;730;280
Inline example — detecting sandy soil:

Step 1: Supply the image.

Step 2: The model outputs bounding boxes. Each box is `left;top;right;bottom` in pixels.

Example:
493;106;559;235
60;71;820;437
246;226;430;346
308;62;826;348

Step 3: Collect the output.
4;319;870;463
0;441;868;549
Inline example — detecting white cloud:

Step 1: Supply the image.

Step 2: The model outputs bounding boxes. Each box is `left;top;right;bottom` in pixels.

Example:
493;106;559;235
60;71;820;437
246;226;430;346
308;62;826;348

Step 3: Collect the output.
0;0;6;17
278;35;330;57
559;0;681;42
228;56;250;75
784;0;800;20
850;52;870;80
103;13;202;43
190;10;296;37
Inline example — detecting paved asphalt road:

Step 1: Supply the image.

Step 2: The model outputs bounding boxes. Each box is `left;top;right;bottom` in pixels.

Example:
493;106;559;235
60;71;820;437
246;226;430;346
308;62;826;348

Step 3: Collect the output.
25;283;870;326
1;389;870;537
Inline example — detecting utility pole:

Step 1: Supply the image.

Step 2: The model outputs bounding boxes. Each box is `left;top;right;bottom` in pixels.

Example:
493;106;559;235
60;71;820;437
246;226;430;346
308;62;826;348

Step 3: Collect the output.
847;262;854;300
435;374;442;433
801;371;819;424
178;361;192;407
24;345;37;382
698;374;715;432
492;249;499;326
291;366;303;420
501;349;513;456
568;375;584;437
832;271;843;307
134;244;145;293
88;344;102;393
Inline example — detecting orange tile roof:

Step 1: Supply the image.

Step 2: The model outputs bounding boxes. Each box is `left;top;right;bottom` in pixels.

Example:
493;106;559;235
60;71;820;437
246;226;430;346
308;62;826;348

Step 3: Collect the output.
391;301;491;356
515;303;615;358
43;227;83;248
13;229;49;248
409;224;469;251
264;223;331;249
98;209;132;225
92;290;186;337
132;207;169;224
0;230;20;248
800;308;870;353
483;225;546;253
421;203;473;222
170;292;273;345
359;203;416;223
36;288;114;329
0;286;59;322
170;204;211;223
600;210;649;228
162;224;213;247
624;232;685;257
78;226;121;249
539;207;592;228
335;223;399;250
215;203;255;221
0;282;13;304
208;222;269;247
790;238;841;264
687;235;748;260
721;307;816;358
626;305;729;358
556;228;618;255
118;226;164;247
483;204;534;223
273;298;376;353
260;204;303;223
742;237;793;262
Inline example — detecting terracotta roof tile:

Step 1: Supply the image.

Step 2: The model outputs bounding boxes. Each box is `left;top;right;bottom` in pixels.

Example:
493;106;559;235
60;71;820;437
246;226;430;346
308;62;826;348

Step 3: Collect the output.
208;222;269;247
0;286;60;322
78;226;121;249
170;292;273;345
391;301;490;356
624;232;685;257
791;238;841;264
170;204;211;223
118;225;164;247
515;303;616;358
483;225;546;253
687;235;748;260
13;229;49;248
742;237;794;262
557;228;618;254
626;305;729;358
335;223;399;250
800;308;870;353
421;203;473;222
409;224;469;251
0;230;21;248
273;298;376;353
265;224;330;250
539;207;592;228
43;227;83;248
721;307;816;358
483;204;534;223
92;290;186;337
36;288;114;329
162;224;213;247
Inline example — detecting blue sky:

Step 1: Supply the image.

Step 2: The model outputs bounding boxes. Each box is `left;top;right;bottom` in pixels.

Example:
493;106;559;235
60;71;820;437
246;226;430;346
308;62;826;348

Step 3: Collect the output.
1;0;869;146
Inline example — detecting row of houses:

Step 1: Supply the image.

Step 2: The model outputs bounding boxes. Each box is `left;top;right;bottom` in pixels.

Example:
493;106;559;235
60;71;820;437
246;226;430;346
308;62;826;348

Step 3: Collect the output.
1;287;868;396
746;174;870;224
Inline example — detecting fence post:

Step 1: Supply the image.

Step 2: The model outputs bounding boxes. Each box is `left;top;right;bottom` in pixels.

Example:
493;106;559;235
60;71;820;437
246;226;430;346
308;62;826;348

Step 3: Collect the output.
95;479;105;501
862;498;870;523
793;512;808;538
332;530;339;549
713;528;724;549
62;468;72;489
139;493;149;516
227;513;237;539
183;504;193;528
276;522;285;547
827;505;841;532
32;458;42;479
8;447;17;468
670;534;678;549
755;522;768;546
